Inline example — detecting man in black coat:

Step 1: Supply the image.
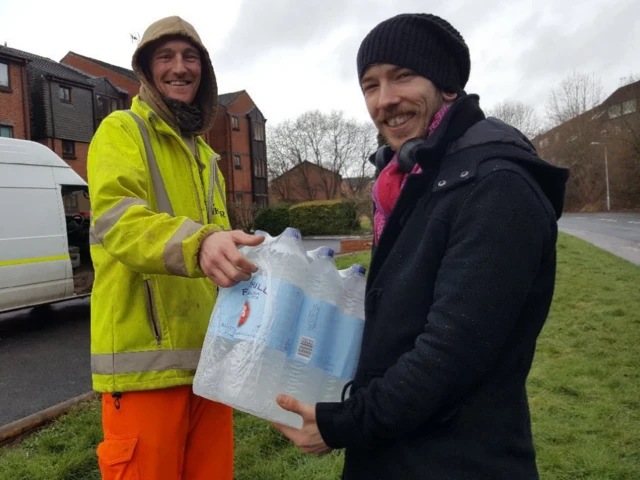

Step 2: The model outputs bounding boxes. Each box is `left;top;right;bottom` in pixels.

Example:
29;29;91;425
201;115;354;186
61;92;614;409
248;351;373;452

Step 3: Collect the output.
273;13;569;480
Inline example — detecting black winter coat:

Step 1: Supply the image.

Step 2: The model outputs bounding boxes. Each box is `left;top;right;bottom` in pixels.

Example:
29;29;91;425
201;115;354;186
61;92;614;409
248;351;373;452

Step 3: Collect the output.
316;95;569;480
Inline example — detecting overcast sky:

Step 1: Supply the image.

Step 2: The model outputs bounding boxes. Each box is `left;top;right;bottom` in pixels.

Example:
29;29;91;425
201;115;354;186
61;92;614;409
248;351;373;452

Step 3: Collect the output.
1;0;638;127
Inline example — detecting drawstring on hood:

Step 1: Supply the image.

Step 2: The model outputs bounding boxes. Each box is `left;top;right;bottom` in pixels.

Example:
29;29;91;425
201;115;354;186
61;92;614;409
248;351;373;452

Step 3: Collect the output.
131;16;218;136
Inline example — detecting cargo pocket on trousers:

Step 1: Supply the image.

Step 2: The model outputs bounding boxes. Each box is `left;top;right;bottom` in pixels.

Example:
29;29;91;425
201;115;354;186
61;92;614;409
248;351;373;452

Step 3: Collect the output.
97;436;140;480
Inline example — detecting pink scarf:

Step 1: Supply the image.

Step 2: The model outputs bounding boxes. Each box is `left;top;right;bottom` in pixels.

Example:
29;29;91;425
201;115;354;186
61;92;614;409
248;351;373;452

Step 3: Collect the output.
372;105;450;245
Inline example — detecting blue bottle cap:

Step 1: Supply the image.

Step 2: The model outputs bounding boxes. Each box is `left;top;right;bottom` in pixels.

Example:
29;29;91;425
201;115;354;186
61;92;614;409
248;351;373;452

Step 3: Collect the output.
351;264;366;276
283;227;301;240
317;247;334;258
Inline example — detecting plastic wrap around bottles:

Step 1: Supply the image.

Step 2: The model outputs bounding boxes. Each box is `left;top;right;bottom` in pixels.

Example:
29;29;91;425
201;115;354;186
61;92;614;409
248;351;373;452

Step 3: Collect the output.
193;229;367;428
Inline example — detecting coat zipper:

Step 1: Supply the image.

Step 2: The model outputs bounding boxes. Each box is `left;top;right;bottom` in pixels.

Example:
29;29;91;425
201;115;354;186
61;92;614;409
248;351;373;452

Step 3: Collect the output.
143;279;162;345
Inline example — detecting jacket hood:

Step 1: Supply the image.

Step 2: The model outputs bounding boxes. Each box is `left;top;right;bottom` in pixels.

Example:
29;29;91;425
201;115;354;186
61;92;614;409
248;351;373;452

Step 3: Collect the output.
448;112;570;219
131;16;217;135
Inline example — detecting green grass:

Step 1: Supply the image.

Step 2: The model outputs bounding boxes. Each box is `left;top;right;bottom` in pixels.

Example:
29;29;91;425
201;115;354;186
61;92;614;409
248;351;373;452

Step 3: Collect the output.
334;251;371;270
1;233;638;479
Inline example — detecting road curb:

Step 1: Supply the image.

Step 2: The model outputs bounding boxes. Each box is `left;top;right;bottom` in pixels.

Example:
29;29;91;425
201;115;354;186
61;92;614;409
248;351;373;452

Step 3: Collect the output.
0;391;97;447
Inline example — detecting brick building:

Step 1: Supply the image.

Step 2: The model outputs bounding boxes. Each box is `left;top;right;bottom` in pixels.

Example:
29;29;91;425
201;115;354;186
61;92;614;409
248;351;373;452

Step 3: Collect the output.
270;161;343;204
209;90;268;209
0;46;97;182
0;48;30;139
533;79;640;210
61;52;139;107
2;47;270;218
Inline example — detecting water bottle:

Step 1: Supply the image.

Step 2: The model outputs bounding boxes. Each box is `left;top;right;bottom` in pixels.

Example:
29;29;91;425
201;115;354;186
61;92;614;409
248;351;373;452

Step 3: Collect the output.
254;230;273;243
271;247;343;427
194;228;308;419
238;230;271;256
306;246;328;260
320;264;367;402
193;241;266;403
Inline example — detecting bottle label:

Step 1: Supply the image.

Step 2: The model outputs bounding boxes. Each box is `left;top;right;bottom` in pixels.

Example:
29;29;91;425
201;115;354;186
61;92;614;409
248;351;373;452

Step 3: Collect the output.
211;274;304;352
289;297;337;369
321;313;364;380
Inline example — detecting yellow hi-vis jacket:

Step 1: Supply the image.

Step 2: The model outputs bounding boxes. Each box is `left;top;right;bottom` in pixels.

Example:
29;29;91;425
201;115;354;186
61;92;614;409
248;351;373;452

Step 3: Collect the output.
88;96;230;393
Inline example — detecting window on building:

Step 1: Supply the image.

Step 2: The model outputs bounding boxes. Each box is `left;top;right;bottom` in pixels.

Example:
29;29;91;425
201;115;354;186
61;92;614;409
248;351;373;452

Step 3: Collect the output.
96;94;121;122
0;125;13;138
622;99;637;115
59;86;72;102
608;104;622;119
234;154;242;169
235;193;243;205
62;140;76;159
0;62;9;88
254;159;267;177
253;122;265;141
231;116;239;130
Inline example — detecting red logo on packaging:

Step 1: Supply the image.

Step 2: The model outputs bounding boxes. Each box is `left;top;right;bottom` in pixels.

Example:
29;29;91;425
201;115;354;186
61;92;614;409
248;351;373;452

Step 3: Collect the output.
238;301;250;327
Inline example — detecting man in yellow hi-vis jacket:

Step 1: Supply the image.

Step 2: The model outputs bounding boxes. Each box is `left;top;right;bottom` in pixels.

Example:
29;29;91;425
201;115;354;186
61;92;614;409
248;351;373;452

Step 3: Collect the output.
88;16;262;480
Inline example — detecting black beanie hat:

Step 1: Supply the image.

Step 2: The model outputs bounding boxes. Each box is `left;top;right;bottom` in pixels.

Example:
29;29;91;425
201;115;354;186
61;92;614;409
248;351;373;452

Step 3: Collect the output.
357;13;470;93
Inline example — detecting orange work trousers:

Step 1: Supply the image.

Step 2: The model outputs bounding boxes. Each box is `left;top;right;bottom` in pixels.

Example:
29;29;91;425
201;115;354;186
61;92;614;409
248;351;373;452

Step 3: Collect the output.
97;385;233;480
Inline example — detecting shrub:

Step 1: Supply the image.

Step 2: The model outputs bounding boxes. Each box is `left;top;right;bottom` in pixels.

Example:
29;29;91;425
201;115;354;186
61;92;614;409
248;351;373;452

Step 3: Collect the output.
288;199;359;235
252;204;292;235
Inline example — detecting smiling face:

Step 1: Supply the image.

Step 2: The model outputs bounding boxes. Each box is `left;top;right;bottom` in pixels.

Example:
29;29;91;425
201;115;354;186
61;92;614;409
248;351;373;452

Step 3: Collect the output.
150;38;202;104
361;64;448;151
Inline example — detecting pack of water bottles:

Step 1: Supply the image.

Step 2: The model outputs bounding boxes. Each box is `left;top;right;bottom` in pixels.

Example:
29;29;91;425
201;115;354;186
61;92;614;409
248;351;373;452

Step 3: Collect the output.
193;227;366;428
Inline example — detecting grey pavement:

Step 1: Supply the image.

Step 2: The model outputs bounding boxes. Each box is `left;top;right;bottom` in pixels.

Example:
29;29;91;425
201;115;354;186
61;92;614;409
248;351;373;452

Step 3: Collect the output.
301;238;342;254
301;234;371;254
558;212;640;265
0;298;92;427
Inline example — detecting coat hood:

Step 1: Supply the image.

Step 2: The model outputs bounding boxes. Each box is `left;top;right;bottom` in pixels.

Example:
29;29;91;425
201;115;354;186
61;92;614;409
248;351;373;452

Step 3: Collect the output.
447;105;570;220
131;16;217;135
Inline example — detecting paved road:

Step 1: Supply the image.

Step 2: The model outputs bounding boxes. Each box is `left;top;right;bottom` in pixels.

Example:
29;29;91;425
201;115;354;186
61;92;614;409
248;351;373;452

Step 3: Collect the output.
0;298;92;427
301;237;343;254
559;213;640;265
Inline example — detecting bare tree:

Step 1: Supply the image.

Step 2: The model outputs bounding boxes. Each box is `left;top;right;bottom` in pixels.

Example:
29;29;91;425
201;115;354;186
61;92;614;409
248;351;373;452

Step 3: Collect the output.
348;122;378;193
486;100;541;139
545;72;603;127
268;110;378;202
619;74;640;87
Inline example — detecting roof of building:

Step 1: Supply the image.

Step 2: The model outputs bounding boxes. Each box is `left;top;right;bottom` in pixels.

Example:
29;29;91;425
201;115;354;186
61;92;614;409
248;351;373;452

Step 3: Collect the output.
0;46;93;86
85;76;129;96
271;161;341;183
65;51;138;81
218;90;245;107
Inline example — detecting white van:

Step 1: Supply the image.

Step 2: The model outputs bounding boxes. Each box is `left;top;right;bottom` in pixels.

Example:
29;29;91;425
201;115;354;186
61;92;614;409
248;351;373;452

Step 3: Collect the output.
0;137;93;313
